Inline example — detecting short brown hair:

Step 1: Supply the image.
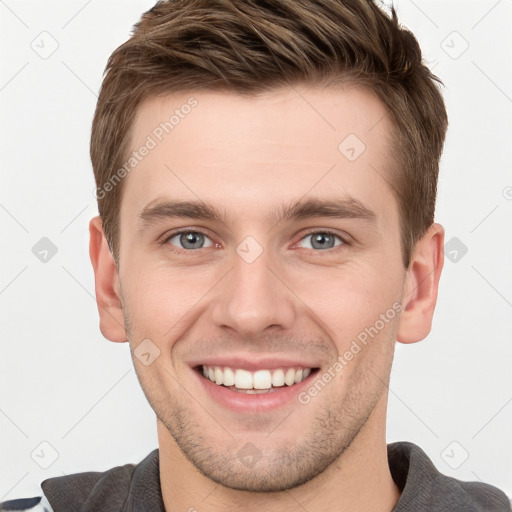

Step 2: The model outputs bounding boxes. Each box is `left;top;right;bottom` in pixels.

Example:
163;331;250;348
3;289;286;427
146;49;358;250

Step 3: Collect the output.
90;0;448;269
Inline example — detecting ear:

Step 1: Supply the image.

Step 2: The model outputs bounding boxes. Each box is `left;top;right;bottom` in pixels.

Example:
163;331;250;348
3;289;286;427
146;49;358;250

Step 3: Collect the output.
89;216;127;342
396;222;444;344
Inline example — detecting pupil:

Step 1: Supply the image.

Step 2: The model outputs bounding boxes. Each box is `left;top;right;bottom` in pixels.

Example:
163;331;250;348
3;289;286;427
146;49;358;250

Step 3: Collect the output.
182;232;203;249
313;233;333;249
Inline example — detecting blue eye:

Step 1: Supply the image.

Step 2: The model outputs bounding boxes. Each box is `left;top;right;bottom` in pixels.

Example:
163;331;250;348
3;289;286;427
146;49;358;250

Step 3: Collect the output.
161;229;347;255
165;231;214;251
297;231;346;250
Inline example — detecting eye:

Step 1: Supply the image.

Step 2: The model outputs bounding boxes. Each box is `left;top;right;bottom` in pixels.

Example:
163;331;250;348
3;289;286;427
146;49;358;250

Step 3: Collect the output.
161;228;347;255
296;230;346;251
164;230;214;252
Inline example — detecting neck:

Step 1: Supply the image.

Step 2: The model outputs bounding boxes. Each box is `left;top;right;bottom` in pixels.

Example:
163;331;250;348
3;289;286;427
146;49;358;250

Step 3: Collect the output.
158;395;400;511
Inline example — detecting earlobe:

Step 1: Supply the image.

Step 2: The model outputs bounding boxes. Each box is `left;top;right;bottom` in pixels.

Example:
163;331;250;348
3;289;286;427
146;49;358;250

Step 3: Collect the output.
396;223;445;344
89;216;127;343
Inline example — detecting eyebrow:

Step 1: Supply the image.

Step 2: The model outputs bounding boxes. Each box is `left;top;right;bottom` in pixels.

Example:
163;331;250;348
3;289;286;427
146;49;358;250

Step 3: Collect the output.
137;196;377;229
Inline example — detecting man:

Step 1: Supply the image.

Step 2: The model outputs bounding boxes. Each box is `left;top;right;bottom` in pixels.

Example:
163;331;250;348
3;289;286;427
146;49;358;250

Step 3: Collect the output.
1;0;510;511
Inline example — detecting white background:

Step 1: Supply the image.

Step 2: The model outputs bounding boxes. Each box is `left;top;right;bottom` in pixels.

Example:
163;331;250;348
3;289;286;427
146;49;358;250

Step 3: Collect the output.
1;0;511;502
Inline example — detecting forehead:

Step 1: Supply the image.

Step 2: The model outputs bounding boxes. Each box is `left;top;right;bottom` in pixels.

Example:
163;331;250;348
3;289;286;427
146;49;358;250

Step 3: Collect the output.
121;84;398;230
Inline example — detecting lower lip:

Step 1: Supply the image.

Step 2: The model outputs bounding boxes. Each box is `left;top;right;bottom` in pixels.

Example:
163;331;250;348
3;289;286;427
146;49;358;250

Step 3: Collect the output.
193;367;318;414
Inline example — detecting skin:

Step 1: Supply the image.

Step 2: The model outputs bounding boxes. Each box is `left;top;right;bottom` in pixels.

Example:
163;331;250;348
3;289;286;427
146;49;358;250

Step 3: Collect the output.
89;83;444;511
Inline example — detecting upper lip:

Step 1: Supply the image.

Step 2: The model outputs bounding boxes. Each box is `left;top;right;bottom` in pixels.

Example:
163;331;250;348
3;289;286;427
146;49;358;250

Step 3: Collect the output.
190;355;322;372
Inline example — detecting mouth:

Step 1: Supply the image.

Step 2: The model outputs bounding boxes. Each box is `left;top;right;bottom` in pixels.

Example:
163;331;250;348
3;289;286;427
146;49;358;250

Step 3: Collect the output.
193;364;320;395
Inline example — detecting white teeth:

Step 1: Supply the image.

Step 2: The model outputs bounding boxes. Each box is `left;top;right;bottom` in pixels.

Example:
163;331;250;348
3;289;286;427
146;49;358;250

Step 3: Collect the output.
253;370;272;389
234;369;253;389
271;369;285;387
223;367;235;386
284;368;296;386
214;367;223;385
201;365;313;390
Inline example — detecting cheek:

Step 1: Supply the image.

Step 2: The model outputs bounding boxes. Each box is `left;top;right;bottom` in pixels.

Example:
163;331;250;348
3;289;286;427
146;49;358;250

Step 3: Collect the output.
289;261;402;341
121;248;403;347
121;263;216;338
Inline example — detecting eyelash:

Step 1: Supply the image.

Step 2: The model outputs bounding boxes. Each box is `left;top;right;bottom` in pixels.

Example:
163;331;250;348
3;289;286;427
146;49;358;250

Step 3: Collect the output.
159;228;349;256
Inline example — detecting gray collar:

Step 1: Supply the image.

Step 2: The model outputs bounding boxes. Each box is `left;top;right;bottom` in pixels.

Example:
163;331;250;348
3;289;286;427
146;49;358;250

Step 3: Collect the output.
41;442;510;511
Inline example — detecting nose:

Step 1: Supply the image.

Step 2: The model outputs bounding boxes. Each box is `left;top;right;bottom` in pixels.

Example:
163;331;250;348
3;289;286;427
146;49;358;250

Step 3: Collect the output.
211;244;296;340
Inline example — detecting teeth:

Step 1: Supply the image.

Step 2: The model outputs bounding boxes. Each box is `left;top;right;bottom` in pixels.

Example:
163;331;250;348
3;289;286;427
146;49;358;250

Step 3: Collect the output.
253;369;272;389
223;367;235;386
201;365;313;390
272;369;285;387
284;368;296;386
234;369;253;389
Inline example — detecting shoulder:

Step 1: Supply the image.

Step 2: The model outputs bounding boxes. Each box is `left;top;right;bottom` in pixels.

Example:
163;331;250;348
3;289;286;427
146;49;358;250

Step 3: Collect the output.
0;495;53;511
388;441;512;512
28;449;161;512
0;450;160;512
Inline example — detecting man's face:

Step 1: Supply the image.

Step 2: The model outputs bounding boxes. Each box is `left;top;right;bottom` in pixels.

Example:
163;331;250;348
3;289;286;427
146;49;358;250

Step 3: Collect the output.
113;84;409;491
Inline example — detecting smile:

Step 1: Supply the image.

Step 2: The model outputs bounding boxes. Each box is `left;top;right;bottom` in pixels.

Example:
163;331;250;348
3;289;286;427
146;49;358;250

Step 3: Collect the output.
199;364;315;394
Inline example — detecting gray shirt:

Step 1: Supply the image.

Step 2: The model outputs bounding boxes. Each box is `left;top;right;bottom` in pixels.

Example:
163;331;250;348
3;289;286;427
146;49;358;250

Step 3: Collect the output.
1;442;510;511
